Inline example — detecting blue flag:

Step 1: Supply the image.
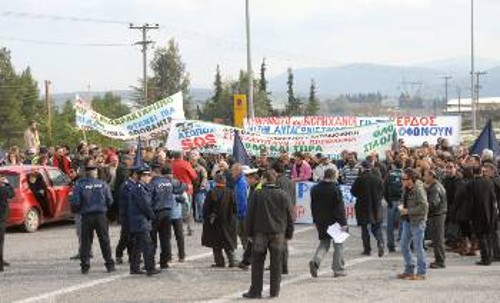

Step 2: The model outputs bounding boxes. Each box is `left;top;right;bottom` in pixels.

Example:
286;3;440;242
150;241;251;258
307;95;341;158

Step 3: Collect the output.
232;130;252;166
470;119;499;155
134;136;143;167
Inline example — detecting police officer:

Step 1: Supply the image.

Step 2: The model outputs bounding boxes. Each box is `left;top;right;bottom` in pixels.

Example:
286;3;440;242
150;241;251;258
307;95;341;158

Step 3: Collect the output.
128;164;160;276
150;163;186;269
115;167;139;264
70;164;115;274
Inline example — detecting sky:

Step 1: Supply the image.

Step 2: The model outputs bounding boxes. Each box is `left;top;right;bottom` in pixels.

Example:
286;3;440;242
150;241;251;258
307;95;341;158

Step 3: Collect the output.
1;0;499;93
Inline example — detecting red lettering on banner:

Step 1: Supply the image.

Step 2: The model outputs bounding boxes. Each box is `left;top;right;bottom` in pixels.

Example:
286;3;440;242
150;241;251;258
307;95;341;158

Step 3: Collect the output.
181;133;217;150
397;116;438;127
295;205;305;218
345;206;355;219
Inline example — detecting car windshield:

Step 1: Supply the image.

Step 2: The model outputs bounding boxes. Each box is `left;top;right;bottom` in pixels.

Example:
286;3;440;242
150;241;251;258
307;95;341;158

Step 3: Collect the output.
0;172;20;189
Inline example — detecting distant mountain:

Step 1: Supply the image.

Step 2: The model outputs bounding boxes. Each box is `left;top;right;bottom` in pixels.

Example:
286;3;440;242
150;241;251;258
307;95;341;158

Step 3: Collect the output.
413;56;500;74
268;60;500;98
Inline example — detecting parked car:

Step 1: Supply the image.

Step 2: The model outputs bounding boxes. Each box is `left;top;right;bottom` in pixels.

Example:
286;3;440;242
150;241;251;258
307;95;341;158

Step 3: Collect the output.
0;165;73;232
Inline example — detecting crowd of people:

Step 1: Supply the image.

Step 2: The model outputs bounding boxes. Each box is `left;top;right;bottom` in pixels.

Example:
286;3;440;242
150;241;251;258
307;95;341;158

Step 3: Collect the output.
1;128;500;298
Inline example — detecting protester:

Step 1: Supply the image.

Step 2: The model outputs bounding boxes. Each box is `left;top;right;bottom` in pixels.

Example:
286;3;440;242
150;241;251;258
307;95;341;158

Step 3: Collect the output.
351;160;385;257
243;171;294;299
424;170;447;269
469;165;497;265
309;168;348;278
398;168;428;280
291;152;312;182
312;154;338;182
171;151;197;236
191;153;209;223
385;159;404;252
202;174;237;268
24;120;41;151
0;173;14;272
231;163;249;261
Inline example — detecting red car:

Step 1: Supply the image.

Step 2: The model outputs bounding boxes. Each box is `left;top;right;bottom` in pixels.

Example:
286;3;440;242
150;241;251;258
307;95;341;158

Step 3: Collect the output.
0;165;73;232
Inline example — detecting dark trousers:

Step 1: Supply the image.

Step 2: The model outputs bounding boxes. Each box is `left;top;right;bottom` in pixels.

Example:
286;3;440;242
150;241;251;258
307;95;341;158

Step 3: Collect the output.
479;232;493;264
249;233;285;297
241;240;253;265
282;241;289;272
167;219;185;261
491;222;500;259
429;215;446;265
115;224;131;260
130;230;155;273
213;247;235;266
0;223;5;271
151;210;172;266
360;223;384;253
80;213;114;270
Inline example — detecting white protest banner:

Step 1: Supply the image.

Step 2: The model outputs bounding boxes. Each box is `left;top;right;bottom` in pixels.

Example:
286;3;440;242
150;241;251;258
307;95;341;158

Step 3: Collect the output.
245;115;462;147
295;182;357;226
167;120;395;160
75;92;185;140
393;116;462;147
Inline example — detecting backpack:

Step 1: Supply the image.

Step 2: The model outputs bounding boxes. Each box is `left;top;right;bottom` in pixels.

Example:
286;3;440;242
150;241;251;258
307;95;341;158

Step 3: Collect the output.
387;169;403;201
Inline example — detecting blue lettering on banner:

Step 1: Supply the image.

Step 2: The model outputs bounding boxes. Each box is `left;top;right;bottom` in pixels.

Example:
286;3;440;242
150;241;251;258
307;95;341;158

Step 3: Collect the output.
298;182;310;199
178;127;213;139
399;127;453;137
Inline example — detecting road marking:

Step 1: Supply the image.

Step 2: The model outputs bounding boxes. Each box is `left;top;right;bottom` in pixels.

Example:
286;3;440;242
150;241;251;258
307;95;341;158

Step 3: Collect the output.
11;226;315;303
201;256;390;303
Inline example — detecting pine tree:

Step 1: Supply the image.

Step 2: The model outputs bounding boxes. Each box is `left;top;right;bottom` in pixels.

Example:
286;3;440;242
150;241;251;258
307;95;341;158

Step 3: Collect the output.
259;58;267;93
306;79;320;115
286;67;302;116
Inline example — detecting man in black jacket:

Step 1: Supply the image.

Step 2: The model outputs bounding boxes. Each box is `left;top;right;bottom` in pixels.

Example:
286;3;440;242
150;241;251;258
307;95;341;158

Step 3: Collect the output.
351;161;385;257
243;171;294;299
309;169;348;278
425;170;447;268
480;163;500;262
0;173;14;272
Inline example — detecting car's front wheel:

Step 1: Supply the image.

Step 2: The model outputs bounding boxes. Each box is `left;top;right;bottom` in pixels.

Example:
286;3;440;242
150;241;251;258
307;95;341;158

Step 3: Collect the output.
23;208;40;232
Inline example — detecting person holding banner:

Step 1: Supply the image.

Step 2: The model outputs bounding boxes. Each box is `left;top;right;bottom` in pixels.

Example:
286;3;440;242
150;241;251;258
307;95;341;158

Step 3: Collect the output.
171;151;197;236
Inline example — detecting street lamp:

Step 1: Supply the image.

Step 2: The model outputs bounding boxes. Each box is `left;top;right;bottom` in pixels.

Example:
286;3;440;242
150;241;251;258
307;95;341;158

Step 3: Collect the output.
246;0;255;118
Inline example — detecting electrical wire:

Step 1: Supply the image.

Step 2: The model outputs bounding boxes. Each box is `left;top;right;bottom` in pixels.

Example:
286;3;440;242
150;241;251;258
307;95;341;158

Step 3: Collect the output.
0;11;129;25
0;35;130;47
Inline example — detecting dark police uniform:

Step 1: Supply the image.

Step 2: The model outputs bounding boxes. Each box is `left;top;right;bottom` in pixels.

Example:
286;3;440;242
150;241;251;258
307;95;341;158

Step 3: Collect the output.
128;167;157;275
150;172;186;268
70;167;115;274
115;177;136;264
0;177;14;272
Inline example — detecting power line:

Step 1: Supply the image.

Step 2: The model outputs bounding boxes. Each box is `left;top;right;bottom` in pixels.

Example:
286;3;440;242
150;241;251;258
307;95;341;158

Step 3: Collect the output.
0;35;129;47
0;11;128;25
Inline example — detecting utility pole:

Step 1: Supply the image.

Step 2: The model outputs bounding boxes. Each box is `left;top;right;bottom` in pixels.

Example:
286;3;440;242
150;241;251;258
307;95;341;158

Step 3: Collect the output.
45;80;52;146
440;76;452;116
475;71;487;126
245;0;254;118
471;0;476;136
456;86;462;114
130;23;159;105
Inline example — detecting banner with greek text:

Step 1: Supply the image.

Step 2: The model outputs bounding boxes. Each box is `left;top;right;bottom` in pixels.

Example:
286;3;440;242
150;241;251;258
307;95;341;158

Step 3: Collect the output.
166;120;395;159
244;115;461;147
74;92;185;140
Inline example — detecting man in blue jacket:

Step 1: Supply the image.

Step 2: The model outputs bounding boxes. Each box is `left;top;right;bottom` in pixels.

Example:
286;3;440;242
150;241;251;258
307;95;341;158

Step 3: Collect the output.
150;163;186;269
128;164;160;276
70;164;115;274
231;164;249;254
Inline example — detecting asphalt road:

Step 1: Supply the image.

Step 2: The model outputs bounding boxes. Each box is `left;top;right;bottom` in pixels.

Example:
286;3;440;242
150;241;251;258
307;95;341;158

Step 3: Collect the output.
1;222;500;303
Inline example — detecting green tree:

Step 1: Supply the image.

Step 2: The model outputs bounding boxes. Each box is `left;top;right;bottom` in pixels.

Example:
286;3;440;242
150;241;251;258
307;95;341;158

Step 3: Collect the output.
286;67;302;116
150;39;191;117
0;48;32;147
91;92;130;119
305;79;320;115
256;58;273;116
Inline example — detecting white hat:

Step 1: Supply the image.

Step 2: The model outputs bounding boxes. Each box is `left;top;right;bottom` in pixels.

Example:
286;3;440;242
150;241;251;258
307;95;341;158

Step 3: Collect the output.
242;165;259;175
